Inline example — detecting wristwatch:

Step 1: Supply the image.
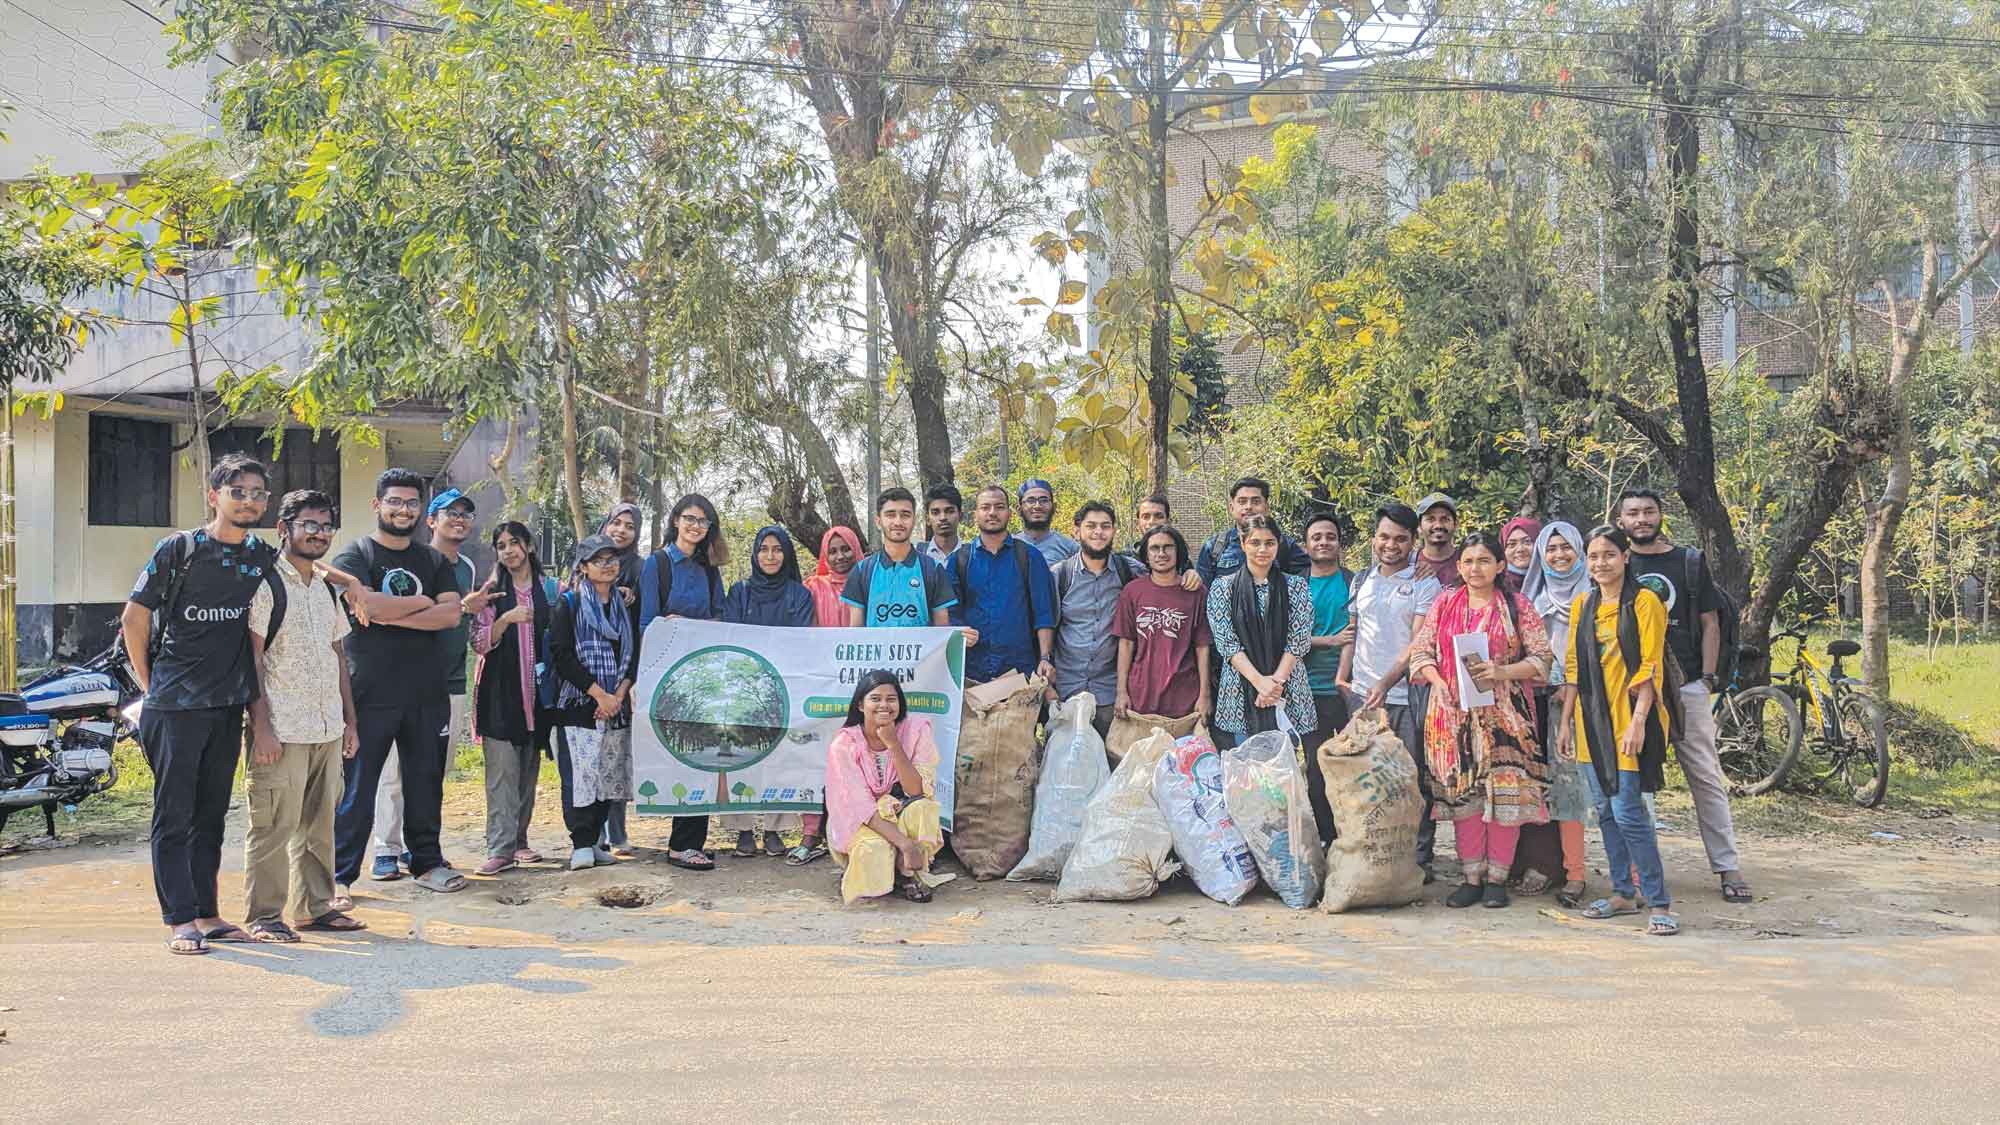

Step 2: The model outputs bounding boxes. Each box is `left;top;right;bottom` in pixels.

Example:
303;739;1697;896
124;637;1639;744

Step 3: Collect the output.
1700;672;1720;691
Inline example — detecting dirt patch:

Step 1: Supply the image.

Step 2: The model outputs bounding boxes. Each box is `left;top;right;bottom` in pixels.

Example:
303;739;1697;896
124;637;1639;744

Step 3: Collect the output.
594;885;657;909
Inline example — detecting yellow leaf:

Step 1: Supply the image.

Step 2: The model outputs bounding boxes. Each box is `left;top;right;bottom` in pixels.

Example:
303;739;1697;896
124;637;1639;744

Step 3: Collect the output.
1248;94;1283;126
1057;279;1086;306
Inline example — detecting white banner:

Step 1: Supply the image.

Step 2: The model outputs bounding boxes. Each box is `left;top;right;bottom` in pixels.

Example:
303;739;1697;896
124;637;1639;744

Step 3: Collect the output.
629;619;968;827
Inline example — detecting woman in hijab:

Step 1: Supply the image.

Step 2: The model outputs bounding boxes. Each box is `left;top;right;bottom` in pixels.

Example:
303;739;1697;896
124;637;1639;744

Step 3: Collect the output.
639;492;727;871
803;525;864;628
1410;531;1554;909
581;501;645;856
1500;515;1542;596
1204;515;1315;748
825;670;946;903
720;526;817;857
549;535;641;871
1514;520;1594;906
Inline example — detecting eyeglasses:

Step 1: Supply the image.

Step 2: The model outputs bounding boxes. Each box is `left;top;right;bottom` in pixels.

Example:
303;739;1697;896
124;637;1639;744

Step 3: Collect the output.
438;508;473;521
380;497;423;511
223;486;270;503
677;514;711;527
287;519;336;537
583;554;620;567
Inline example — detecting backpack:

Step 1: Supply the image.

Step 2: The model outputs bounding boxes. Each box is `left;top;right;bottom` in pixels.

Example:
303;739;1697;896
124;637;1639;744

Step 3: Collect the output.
533;578;564;710
149;531;290;660
652;549;721;620
1683;548;1741;687
952;539;1038;622
1052;552;1139;604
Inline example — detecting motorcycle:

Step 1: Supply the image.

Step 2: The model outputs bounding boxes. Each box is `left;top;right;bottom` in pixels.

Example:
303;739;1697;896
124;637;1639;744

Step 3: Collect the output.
0;641;141;838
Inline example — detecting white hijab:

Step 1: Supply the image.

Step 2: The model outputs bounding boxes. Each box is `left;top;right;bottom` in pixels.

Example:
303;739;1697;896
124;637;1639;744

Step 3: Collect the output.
1523;521;1590;681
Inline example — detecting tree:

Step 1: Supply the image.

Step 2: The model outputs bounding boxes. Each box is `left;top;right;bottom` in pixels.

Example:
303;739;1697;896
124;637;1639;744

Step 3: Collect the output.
995;0;1436;493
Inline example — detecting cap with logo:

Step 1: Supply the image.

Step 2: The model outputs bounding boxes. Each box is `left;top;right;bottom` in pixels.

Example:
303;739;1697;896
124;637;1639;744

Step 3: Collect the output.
1413;492;1457;519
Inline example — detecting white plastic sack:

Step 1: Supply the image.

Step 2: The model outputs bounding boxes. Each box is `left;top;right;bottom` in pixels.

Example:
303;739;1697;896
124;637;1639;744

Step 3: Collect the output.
1008;694;1111;881
1152;734;1258;905
1053;728;1181;903
1222;730;1327;909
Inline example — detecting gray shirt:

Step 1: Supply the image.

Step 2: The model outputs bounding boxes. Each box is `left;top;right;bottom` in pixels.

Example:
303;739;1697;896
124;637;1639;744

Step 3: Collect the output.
1051;554;1125;707
1020;529;1081;566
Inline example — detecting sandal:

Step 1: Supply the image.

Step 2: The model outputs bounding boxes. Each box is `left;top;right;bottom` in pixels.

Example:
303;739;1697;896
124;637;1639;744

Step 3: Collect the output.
1582;896;1642;919
329;886;355;913
200;923;254;944
666;849;715;871
1514;869;1553;896
608;846;637;860
1556;881;1586;909
166;932;208;956
900;878;934;903
785;844;829;867
512;848;544;864
248;920;300;943
1647;912;1681;936
299;912;367;932
475;856;517;876
1720;875;1753;904
413;867;468;893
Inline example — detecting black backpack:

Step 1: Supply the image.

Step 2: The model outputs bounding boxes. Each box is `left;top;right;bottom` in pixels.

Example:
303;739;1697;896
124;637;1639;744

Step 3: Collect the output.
148;531;291;659
1052;552;1139;603
1683;548;1741;686
952;539;1040;620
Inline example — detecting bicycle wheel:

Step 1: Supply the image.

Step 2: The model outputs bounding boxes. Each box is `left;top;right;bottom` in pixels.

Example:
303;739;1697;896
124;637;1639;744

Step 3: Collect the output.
1834;692;1890;808
1713;685;1803;796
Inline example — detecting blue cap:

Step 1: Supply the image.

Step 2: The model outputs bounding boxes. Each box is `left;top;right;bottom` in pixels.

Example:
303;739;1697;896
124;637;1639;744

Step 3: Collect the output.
1017;478;1055;501
426;487;474;518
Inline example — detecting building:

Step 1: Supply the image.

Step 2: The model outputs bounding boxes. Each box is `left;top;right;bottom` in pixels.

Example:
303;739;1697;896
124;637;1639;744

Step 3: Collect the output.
3;0;535;666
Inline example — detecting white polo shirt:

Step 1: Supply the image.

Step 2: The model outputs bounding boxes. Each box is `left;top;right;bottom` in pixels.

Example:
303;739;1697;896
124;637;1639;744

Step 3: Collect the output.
1347;561;1441;706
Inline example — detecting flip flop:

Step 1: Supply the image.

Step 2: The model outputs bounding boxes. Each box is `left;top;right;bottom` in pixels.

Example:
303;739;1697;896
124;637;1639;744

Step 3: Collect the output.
1582;897;1643;919
201;923;254;944
666;849;714;871
248;920;300;943
413;867;468;893
785;844;829;867
167;933;208;956
329;887;356;913
1647;913;1681;936
1556;881;1586;909
512;848;544;864
299;912;367;932
475;856;517;876
1720;876;1753;904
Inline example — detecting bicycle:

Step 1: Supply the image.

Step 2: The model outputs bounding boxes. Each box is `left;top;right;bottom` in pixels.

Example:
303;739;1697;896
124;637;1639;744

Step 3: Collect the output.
1766;625;1891;807
1712;649;1804;798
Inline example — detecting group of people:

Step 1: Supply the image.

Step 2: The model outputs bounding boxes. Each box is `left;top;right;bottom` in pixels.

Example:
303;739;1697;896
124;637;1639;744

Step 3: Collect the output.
123;454;1750;953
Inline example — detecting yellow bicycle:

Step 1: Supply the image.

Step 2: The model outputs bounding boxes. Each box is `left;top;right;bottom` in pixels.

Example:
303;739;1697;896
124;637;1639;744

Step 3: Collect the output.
1767;625;1891;807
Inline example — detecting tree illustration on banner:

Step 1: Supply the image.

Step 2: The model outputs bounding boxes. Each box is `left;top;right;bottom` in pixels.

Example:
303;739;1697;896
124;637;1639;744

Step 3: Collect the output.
648;646;790;807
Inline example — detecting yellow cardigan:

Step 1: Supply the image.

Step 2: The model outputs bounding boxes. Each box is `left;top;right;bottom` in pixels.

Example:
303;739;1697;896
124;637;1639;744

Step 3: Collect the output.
1566;587;1671;770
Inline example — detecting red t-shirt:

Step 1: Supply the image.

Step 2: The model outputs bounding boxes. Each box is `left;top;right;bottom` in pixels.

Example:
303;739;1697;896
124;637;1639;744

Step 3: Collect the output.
1111;578;1213;717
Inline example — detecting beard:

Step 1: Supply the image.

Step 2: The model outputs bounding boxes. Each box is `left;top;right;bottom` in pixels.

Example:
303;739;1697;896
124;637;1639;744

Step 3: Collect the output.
289;538;331;561
1081;542;1111;561
1627;524;1660;545
227;512;263;530
377;514;415;537
1022;515;1051;532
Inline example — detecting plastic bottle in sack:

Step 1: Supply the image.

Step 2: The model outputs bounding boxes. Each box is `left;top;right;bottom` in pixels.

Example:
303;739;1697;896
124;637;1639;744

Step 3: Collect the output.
1152;735;1258;905
1222;730;1327;909
1008;694;1111;881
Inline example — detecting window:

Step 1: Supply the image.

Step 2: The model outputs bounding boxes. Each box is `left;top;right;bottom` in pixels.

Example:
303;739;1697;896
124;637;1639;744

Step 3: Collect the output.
88;415;174;527
207;426;342;528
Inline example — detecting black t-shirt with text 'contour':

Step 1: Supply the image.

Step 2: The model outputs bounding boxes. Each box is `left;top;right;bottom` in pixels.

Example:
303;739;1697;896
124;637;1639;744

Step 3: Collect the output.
129;529;282;712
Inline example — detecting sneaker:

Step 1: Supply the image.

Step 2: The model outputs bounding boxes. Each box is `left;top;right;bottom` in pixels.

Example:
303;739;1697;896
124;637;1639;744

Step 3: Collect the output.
1445;882;1484;909
399;851;414;870
591;846;619;866
369;855;403;881
568;847;596;871
1482;882;1511;909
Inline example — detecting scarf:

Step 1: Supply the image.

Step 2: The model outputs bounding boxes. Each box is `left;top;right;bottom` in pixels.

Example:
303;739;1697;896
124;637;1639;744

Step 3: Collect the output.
1523;521;1590;679
1428;583;1524;711
805;525;864;627
559;582;631;714
477;566;550;744
1573;580;1669;796
723;526;817;627
1228;568;1291;735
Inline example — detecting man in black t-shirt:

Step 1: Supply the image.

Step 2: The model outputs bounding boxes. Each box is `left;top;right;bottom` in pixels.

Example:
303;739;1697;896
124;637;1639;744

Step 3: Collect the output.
322;468;468;895
121;453;287;955
1618;487;1753;904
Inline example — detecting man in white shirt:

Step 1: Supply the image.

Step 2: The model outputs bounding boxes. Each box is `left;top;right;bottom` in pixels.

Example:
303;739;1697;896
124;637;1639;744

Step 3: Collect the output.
1337;501;1442;877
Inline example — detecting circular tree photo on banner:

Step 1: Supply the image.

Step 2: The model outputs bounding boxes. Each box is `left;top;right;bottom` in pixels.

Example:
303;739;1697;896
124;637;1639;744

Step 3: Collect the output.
650;646;791;773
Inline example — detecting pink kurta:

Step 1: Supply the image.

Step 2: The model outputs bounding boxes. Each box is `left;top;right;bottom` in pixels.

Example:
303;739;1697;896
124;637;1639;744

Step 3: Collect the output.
824;718;938;853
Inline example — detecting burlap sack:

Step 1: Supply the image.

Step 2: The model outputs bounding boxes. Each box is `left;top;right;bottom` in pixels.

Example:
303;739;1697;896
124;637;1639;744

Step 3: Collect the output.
1317;707;1426;913
951;672;1046;880
1053;728;1180;903
1104;709;1205;766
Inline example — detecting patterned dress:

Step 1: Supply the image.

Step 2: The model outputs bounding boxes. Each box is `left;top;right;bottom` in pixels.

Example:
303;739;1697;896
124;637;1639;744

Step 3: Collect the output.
1409;587;1554;825
1205;571;1316;736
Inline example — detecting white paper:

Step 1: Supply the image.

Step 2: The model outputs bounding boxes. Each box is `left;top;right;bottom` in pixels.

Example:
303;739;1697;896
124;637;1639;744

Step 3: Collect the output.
1452;632;1495;708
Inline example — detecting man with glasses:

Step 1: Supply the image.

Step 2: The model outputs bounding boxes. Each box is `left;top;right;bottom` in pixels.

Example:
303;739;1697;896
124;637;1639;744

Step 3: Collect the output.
121;453;289;955
360;488;488;881
324;468;470;897
1015;479;1080;565
240;489;365;941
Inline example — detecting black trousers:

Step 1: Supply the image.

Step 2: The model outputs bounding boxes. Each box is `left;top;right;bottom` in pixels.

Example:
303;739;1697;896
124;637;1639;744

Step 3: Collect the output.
334;701;448;884
554;727;613;850
138;705;243;925
1300;692;1351;847
1381;696;1439;867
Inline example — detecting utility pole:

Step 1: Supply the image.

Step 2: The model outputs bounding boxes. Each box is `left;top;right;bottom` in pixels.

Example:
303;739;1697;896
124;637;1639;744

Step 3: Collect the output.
1;384;15;690
864;250;883;549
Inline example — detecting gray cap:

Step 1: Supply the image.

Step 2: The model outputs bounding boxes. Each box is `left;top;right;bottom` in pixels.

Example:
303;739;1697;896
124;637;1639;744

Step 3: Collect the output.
1413;492;1457;518
575;533;619;566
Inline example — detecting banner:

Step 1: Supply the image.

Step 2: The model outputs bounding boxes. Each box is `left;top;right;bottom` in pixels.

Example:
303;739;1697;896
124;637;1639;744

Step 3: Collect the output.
629;619;967;827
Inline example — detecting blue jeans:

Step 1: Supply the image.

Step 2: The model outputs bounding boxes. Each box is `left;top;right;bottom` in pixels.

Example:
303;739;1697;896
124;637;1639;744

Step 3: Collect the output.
1582;762;1671;909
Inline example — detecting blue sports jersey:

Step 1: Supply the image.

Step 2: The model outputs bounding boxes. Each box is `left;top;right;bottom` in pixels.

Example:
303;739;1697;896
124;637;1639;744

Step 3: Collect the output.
840;549;958;627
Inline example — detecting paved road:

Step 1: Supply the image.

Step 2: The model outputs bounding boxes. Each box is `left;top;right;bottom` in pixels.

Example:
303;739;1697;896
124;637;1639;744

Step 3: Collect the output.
6;837;1998;1123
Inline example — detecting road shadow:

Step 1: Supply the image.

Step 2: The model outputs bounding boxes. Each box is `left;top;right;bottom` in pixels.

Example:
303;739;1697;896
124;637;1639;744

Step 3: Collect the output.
204;930;625;1038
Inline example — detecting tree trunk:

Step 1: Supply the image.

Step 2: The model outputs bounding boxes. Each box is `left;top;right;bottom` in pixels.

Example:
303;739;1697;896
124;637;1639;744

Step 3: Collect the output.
872;247;955;488
748;394;861;545
1516;370;1554;517
1143;0;1173;498
182;278;212;519
1860;433;1910;696
487;414;518;517
555;299;589;539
